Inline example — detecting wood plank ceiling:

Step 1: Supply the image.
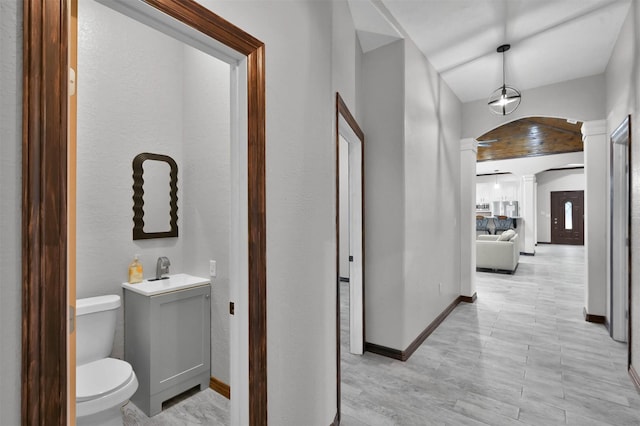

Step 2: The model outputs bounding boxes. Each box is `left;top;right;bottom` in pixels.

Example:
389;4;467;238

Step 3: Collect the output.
477;117;584;162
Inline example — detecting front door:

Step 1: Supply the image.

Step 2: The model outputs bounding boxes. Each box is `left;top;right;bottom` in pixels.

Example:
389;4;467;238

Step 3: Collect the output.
551;190;584;245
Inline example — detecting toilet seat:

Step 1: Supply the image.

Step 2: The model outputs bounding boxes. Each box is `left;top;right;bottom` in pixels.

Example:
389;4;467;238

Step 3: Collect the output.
77;358;133;401
76;358;138;419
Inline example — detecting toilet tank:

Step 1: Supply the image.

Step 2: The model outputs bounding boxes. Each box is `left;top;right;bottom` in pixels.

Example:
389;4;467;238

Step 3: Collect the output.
76;295;121;366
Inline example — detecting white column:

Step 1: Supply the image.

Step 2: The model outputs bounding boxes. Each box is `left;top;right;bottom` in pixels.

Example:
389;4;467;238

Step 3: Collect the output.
582;119;608;317
460;138;478;300
522;175;536;255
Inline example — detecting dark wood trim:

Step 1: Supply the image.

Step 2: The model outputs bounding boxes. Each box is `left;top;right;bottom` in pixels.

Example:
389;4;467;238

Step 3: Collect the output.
143;0;263;56
22;0;69;424
537;242;552;245
630;365;640;393
460;292;477;304
629;115;633;370
330;412;339;426
337;93;365;141
365;342;404;361
24;1;267;424
402;296;461;360
583;307;606;324
365;296;463;362
209;376;231;400
335;93;341;425
247;42;267;426
547;166;585;172
335;93;365;424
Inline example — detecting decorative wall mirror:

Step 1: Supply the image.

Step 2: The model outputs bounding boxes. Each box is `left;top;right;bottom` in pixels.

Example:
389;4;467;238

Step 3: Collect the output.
132;152;179;239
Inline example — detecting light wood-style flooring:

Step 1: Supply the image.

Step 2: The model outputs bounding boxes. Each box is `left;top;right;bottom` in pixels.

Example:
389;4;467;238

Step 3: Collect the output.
341;244;640;425
123;244;640;424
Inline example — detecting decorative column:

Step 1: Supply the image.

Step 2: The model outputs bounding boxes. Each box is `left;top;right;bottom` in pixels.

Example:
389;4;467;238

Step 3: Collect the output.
522;175;537;255
460;138;478;301
582;119;608;319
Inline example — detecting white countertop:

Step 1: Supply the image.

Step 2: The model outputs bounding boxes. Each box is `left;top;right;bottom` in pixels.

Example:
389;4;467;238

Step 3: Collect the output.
122;273;210;296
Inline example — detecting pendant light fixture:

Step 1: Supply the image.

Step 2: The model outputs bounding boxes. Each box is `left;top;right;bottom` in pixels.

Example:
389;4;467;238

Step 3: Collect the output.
488;44;521;116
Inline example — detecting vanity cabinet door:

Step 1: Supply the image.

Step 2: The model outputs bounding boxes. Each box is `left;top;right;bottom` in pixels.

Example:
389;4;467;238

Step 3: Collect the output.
124;283;211;416
150;284;211;393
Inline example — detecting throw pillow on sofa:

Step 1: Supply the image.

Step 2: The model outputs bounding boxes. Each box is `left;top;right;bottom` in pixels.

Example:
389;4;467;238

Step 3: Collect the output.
498;229;516;241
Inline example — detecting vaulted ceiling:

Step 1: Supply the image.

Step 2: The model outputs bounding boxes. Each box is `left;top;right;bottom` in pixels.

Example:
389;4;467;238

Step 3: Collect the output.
346;0;627;163
378;0;631;103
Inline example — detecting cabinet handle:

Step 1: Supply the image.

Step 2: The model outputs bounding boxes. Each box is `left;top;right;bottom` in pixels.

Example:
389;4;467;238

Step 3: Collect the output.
205;294;210;299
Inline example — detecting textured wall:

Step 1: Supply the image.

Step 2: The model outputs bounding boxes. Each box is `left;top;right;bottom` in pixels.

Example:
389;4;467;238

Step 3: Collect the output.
362;40;407;349
182;47;231;384
203;1;337;423
462;74;606;139
362;35;463;351
402;35;462;348
536;169;586;243
605;1;640;369
78;0;186;359
0;1;22;424
77;0;231;383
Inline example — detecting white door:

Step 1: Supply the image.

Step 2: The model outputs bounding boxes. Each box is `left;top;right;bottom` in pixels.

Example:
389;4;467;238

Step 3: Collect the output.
339;119;364;355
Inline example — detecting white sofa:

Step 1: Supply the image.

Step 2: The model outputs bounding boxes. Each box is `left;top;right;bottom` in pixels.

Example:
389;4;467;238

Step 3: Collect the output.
476;230;519;273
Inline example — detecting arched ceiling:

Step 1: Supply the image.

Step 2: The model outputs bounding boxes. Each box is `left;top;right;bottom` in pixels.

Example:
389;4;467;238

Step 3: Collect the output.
477;117;583;162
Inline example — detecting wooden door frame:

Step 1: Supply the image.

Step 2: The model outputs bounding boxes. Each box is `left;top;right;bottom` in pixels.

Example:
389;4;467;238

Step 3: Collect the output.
22;1;267;424
335;93;365;424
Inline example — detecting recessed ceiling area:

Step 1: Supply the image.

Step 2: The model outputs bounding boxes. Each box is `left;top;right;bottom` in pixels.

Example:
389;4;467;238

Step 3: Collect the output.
477;117;584;162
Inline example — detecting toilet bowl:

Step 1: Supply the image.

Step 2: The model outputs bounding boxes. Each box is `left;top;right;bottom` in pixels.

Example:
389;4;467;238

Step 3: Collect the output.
76;295;138;426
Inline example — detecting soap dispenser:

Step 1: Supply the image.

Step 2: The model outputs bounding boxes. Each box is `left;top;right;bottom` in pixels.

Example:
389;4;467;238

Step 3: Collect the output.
128;254;144;284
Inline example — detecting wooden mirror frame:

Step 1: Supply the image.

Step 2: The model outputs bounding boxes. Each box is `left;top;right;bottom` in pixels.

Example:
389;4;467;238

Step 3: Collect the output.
132;152;179;240
22;0;266;424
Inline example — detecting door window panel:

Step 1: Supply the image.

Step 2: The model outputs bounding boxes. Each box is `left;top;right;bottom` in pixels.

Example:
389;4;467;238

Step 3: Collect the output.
565;201;573;230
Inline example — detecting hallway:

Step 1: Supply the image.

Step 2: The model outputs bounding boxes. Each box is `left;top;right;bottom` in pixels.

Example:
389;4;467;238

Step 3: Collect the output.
341;245;640;425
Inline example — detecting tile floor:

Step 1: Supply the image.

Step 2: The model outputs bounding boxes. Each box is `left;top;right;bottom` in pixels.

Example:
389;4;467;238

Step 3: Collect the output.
121;244;640;425
340;244;640;425
122;385;229;425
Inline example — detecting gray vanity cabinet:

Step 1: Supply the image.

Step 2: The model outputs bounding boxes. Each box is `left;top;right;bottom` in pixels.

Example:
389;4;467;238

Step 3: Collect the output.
124;283;211;416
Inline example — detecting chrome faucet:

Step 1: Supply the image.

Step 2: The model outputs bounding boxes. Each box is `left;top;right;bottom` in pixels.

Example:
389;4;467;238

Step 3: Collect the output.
156;256;170;280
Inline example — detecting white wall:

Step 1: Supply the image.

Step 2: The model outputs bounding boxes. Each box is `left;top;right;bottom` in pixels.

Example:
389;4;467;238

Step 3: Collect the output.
333;0;362;280
0;1;22;424
201;1;337;424
462;74;606;138
536;169;585;243
605;1;640;367
362;32;462;350
402;36;462;347
182;49;231;384
77;0;231;381
362;39;406;349
332;0;360;121
78;0;185;358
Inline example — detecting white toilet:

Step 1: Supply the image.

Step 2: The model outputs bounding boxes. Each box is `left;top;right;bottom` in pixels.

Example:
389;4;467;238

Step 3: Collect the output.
76;295;138;426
